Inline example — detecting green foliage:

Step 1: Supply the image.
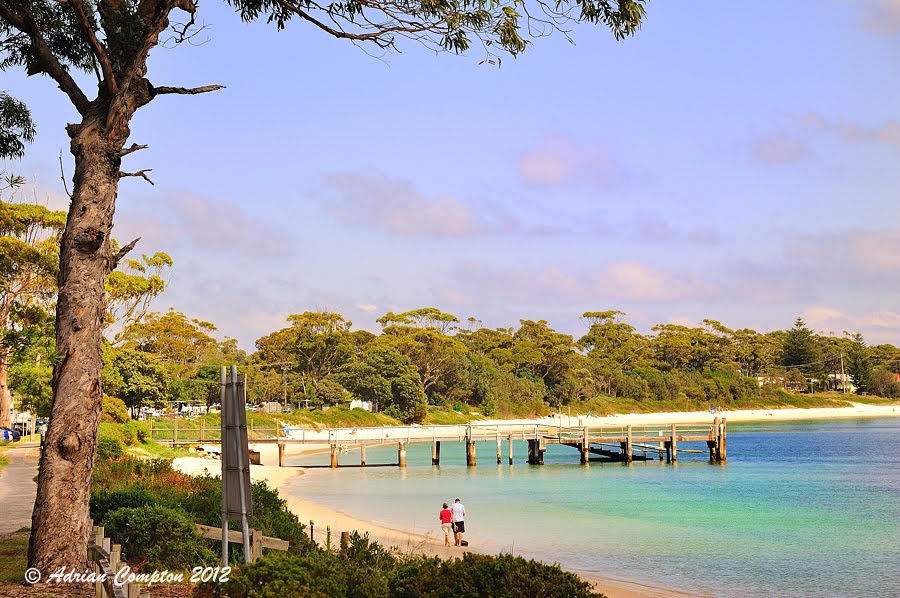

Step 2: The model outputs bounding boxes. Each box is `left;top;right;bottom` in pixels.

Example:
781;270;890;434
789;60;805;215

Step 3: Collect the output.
103;505;216;571
869;367;900;398
781;318;821;376
846;333;873;394
102;394;131;423
390;552;599;597
97;422;126;459
102;347;168;414
0;92;35;159
90;487;157;523
198;549;601;598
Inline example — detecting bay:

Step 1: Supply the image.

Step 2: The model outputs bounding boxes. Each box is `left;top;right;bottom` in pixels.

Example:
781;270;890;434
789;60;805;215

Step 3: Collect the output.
286;418;900;597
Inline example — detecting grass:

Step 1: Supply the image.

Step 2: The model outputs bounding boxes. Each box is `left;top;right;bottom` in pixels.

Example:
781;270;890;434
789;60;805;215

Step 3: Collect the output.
127;441;194;459
0;445;9;474
0;533;27;584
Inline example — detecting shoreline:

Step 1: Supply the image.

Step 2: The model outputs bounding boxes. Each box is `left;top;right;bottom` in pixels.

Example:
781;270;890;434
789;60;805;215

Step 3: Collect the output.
174;405;897;598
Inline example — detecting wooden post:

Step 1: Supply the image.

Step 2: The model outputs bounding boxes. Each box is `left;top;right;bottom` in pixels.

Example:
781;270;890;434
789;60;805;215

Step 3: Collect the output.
466;440;476;466
173;421;178;448
398;442;407;467
665;440;671;463
527;439;535;464
340;531;350;554
626;425;633;463
496;436;502;464
127;584;142;598
537;438;545;465
658;431;664;462
580;426;589;464
671;424;678;463
278;441;285;467
432;441;440;465
711;417;720;462
720;418;727;461
360;444;367;466
331;444;339;468
508;434;513;465
200;418;205;442
250;528;264;562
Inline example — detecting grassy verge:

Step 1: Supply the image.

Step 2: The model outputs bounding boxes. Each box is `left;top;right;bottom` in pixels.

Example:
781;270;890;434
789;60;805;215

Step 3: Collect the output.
0;533;27;584
0;445;9;474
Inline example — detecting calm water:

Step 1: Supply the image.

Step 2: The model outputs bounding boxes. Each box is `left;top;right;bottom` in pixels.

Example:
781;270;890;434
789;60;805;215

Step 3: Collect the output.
286;418;900;597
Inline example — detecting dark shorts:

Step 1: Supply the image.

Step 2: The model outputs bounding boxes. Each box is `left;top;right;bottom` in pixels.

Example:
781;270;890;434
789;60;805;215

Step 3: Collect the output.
454;521;465;534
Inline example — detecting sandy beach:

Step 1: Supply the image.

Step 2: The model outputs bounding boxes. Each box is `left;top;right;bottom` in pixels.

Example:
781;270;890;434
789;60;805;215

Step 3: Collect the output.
174;404;898;598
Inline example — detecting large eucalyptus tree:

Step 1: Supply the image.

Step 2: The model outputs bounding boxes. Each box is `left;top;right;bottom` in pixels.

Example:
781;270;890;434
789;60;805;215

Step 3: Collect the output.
1;0;647;572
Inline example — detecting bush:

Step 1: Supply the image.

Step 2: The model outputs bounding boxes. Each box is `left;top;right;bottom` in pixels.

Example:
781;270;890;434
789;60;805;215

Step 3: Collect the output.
97;423;125;459
104;505;216;571
197;550;602;598
121;420;149;445
90;488;156;523
390;552;600;598
102;395;130;423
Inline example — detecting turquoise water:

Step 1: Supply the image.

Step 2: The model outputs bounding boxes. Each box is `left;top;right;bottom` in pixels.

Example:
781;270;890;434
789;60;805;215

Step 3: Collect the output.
287;418;900;597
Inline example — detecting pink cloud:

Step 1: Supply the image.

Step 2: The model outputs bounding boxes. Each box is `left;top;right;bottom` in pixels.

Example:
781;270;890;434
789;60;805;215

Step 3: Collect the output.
114;192;292;259
749;130;813;165
453;261;720;304
517;135;625;188
321;171;515;238
796;112;900;152
855;0;900;35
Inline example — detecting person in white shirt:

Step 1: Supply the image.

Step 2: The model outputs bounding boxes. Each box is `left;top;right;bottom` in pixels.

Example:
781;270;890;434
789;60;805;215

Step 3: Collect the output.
450;498;466;546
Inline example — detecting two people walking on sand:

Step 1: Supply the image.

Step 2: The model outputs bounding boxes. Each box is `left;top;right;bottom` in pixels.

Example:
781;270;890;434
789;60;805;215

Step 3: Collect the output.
439;498;466;547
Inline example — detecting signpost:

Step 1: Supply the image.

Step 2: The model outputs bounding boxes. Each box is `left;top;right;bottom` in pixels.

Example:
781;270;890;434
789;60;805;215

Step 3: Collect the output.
220;365;253;565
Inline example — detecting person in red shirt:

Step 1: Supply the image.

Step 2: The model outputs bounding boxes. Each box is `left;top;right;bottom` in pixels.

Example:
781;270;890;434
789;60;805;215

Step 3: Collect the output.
439;502;453;546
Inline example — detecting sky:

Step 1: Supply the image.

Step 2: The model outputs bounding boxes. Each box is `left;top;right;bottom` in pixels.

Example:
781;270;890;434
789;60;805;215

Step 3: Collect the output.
4;0;900;350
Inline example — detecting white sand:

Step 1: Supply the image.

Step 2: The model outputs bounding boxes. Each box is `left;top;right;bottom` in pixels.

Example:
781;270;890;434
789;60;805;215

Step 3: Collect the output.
173;403;898;598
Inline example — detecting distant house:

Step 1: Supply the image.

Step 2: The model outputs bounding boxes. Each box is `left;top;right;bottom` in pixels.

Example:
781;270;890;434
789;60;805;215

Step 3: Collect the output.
349;399;372;412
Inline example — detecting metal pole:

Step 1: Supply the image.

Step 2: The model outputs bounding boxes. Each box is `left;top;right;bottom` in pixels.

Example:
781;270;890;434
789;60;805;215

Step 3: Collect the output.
220;366;228;567
233;366;252;564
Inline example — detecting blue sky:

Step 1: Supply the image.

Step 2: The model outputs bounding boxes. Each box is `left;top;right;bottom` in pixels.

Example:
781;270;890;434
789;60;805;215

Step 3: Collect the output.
5;0;900;349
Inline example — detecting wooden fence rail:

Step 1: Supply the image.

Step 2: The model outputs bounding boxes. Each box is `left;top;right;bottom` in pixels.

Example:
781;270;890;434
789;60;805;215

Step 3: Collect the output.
195;524;289;562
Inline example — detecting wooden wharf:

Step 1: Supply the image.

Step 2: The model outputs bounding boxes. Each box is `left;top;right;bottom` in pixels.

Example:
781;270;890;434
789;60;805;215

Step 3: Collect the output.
151;417;728;468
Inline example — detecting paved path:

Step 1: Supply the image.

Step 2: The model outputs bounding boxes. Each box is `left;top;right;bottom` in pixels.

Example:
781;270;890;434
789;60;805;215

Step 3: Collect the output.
0;444;39;533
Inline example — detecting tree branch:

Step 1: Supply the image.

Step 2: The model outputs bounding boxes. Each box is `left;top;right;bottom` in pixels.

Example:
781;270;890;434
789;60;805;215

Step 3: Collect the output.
66;0;119;95
119;169;154;185
118;143;148;157
113;237;141;268
151;84;225;96
0;1;90;114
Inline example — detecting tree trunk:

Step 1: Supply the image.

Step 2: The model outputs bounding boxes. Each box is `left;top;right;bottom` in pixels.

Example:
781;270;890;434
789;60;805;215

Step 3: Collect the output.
0;345;10;429
28;115;122;573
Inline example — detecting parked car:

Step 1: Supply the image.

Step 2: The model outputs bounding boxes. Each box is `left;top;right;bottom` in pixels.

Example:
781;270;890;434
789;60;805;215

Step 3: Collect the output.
1;427;22;442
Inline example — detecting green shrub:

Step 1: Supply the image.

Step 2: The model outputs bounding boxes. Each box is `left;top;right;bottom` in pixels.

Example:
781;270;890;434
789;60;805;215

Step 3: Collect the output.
104;505;216;571
389;552;600;598
195;551;388;598
102;395;130;423
97;423;125;459
90;488;156;523
119;423;138;446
